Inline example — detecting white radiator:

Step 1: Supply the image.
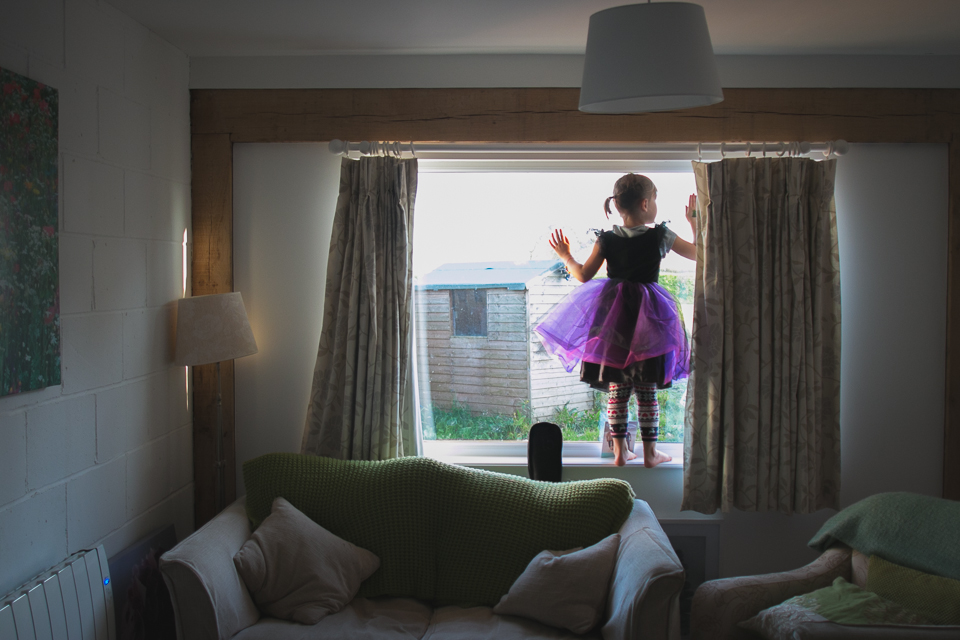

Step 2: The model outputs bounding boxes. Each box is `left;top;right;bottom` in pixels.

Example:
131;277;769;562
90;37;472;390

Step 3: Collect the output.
0;545;115;640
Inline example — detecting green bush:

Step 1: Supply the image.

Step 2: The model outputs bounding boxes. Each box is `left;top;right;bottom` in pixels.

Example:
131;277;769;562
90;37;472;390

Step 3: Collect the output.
422;384;684;443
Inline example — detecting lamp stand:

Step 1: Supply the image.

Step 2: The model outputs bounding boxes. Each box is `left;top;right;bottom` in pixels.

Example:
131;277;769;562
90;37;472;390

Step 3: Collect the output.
215;360;225;513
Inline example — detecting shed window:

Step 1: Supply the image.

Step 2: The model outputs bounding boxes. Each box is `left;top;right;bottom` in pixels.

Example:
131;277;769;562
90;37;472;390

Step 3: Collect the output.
452;289;487;336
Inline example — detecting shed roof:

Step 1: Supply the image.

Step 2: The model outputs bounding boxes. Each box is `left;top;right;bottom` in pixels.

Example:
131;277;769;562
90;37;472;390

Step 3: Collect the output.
417;260;562;290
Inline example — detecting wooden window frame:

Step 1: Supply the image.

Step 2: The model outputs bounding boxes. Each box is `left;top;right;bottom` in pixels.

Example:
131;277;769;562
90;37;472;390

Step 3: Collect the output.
190;87;960;526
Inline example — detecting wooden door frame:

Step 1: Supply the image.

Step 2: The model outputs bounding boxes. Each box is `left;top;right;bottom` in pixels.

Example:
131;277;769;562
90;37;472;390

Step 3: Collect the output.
189;87;960;526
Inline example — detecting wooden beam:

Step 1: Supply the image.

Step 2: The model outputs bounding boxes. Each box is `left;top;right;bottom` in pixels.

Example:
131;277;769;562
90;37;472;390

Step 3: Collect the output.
190;131;236;526
947;136;960;501
189;87;960;510
191;88;960;144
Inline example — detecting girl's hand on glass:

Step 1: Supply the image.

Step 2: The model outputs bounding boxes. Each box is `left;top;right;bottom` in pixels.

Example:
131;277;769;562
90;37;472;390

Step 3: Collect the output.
685;194;698;227
549;229;572;261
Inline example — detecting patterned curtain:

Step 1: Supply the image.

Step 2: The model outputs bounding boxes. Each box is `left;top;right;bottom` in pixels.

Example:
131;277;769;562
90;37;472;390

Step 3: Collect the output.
682;157;841;514
301;156;418;460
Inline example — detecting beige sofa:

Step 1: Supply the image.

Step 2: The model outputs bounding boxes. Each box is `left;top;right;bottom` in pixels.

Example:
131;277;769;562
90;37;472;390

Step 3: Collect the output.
160;496;684;640
691;546;960;639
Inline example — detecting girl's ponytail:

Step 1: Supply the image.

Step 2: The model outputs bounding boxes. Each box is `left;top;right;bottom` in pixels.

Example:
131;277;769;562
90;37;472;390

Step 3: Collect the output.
603;196;616;218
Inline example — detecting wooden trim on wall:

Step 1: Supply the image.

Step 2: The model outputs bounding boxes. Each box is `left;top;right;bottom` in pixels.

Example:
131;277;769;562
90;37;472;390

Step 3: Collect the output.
189;88;960;523
947;136;960;503
190;133;237;526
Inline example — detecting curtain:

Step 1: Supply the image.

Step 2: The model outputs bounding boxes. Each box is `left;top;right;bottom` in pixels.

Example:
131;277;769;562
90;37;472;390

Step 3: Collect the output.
682;157;841;515
301;156;418;460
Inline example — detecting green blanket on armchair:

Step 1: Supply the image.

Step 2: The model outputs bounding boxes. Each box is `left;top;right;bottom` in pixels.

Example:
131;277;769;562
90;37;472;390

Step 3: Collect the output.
243;453;636;607
808;491;960;581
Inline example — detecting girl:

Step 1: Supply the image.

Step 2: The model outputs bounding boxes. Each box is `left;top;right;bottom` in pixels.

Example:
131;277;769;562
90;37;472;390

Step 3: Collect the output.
535;174;697;467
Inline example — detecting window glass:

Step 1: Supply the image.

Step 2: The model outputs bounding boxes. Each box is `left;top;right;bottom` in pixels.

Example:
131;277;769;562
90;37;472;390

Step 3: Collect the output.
414;171;695;443
451;289;487;336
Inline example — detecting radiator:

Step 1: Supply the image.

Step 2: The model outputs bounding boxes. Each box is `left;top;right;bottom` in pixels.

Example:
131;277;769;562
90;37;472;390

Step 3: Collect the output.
0;545;115;640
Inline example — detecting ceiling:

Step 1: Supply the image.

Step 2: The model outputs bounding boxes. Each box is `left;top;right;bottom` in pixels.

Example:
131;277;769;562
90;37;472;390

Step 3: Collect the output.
104;0;960;58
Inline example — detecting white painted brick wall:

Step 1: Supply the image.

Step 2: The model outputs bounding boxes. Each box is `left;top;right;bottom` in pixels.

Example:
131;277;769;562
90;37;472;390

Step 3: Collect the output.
0;0;64;68
63;155;124;236
125;171;190;241
57;80;99;157
125;426;191;519
122;306;174;379
25;395;97;489
0;486;67;594
0;412;27;505
147;240;184;307
98;87;151;170
59;235;94;313
64;0;124;91
93;238;148;310
95;374;170;462
61;313;124;393
67;457;127;553
0;0;191;597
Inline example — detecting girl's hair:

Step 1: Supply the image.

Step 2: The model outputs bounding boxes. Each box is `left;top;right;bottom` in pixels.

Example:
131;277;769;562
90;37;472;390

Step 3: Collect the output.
604;174;656;218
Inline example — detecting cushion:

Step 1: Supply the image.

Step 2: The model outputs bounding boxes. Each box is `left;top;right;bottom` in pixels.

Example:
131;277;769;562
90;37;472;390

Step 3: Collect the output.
739;577;931;640
493;534;621;634
242;453;635;607
808;492;960;582
233;497;380;624
866;555;960;625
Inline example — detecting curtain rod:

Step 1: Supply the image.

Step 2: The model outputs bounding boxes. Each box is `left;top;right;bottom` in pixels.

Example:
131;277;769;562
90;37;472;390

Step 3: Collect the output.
327;139;849;159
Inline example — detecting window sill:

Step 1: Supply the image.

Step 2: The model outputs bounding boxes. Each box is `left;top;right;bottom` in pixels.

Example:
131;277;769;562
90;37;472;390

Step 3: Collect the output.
423;441;684;468
428;454;683;468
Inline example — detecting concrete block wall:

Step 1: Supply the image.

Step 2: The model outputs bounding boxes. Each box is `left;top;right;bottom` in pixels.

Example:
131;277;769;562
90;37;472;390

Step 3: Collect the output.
0;0;192;596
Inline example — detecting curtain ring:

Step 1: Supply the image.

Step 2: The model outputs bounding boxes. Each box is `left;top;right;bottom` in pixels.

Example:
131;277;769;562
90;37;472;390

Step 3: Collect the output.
410;141;417;158
776;142;786;157
720;142;727;158
761;142;766;157
697;142;702;161
745;142;752;157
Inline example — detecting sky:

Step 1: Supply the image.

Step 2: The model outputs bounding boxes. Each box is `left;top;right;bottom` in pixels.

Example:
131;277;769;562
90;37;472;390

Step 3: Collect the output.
413;171;698;279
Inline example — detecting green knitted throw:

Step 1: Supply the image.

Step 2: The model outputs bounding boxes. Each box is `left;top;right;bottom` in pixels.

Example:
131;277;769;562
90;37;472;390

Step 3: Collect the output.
809;492;960;582
243;453;635;607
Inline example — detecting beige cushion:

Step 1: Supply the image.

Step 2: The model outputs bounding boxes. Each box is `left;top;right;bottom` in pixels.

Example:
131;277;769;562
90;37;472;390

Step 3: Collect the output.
493;533;620;634
233;496;380;624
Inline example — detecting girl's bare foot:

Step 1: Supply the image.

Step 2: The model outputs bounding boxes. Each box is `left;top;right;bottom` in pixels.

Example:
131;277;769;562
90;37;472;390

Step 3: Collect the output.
613;437;638;466
642;442;673;468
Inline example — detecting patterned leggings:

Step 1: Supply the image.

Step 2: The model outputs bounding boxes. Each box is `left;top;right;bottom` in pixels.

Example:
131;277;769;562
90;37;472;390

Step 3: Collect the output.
607;381;659;442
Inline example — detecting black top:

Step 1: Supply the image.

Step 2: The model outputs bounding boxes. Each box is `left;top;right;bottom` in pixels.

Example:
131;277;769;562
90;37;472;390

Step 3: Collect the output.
597;223;665;284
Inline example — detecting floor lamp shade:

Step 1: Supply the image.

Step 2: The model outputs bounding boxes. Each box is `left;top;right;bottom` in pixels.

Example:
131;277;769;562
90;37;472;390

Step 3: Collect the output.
175;292;258;366
579;2;724;113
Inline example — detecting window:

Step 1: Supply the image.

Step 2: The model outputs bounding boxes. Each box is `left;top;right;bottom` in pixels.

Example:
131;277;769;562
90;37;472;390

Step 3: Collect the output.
451;289;487;336
413;159;695;458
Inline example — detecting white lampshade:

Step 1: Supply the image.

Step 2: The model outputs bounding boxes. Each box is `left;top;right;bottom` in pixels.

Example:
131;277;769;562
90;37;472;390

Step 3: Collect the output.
175;292;258;366
579;2;724;113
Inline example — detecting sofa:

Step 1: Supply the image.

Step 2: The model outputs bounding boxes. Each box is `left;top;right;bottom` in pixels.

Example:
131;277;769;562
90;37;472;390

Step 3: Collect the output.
690;492;960;639
160;454;686;640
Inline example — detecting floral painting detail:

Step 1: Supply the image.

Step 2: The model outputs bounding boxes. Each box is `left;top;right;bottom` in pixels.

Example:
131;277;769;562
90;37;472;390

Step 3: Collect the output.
0;67;60;396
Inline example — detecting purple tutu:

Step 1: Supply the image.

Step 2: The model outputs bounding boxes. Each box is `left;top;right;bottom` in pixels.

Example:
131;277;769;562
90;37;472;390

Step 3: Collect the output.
534;279;690;386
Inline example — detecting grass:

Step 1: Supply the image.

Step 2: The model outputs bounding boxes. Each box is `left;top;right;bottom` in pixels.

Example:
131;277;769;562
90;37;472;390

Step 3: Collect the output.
423;384;685;443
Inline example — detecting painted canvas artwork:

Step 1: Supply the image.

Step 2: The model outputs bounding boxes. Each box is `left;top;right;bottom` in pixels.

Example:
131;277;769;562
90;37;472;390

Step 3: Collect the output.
0;67;60;396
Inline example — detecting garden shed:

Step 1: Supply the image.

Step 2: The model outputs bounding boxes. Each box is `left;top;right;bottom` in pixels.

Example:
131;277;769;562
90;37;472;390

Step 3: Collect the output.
415;260;595;423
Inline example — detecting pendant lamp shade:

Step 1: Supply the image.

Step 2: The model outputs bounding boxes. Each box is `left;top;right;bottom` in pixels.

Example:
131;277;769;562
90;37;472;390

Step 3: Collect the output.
579;2;723;113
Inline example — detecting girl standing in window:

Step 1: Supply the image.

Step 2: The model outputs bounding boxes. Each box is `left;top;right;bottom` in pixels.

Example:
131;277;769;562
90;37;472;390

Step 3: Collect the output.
536;174;697;466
